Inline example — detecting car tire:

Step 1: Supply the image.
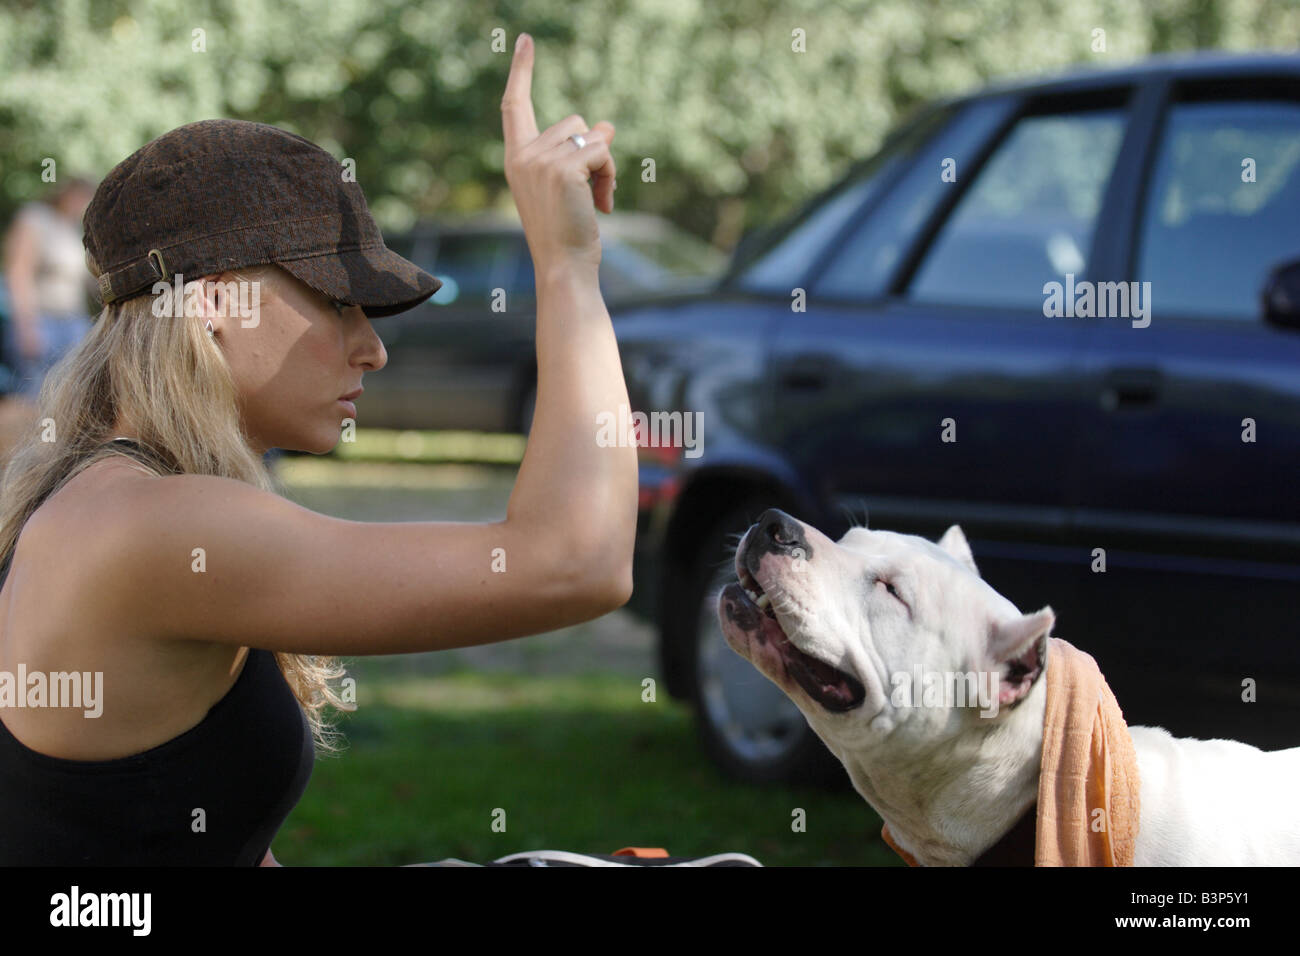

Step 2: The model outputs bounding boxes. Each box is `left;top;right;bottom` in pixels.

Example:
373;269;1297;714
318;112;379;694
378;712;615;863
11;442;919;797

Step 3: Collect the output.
679;501;848;788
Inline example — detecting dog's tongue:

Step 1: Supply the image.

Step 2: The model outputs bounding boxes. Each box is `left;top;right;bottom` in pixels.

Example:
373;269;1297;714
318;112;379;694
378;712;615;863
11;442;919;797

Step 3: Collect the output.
791;654;863;711
762;612;865;711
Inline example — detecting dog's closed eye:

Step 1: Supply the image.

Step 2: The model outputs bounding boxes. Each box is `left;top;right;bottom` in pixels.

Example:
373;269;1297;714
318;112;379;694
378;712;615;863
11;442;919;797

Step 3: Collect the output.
877;577;909;613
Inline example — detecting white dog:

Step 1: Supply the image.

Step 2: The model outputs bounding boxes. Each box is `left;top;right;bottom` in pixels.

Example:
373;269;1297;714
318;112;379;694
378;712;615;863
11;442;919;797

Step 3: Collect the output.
717;509;1300;866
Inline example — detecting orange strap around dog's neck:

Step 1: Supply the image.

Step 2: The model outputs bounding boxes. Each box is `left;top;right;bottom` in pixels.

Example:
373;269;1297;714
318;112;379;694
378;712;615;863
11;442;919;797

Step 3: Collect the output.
880;823;920;867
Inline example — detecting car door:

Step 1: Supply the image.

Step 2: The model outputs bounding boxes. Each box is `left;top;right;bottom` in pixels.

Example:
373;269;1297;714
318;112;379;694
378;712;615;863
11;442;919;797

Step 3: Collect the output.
1068;77;1300;743
768;89;1133;623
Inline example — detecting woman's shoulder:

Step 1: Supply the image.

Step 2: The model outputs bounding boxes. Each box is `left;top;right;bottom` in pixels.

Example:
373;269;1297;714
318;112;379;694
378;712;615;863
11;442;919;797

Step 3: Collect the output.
32;453;324;630
23;457;245;584
0;456;252;759
12;458;266;644
30;453;161;533
40;453;258;521
4;458;187;653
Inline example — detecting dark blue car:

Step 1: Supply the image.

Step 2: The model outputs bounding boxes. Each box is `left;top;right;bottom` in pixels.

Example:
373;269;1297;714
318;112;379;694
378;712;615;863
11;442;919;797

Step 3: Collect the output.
614;51;1300;784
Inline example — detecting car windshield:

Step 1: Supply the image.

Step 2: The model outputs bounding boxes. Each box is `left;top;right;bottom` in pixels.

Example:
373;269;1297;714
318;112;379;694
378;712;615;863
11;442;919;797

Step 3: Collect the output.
601;232;729;287
731;104;953;293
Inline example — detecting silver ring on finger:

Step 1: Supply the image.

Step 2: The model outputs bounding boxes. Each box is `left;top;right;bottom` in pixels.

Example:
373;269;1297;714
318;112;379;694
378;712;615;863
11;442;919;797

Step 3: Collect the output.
568;133;587;150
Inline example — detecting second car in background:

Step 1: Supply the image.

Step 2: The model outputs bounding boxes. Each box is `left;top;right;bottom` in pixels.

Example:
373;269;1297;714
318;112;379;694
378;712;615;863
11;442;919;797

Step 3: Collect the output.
363;211;727;433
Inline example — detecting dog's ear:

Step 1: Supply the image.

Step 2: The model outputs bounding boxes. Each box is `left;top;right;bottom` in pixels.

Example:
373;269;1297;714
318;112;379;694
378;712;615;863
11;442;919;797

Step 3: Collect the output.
986;606;1053;709
937;524;978;576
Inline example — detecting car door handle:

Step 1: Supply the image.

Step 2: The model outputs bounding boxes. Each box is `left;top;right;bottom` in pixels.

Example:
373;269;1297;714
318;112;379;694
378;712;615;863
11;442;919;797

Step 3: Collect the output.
1100;368;1161;411
779;357;834;392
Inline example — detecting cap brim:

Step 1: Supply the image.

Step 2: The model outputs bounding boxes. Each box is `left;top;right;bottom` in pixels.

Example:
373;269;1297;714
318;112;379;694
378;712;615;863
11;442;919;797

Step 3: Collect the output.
274;244;442;319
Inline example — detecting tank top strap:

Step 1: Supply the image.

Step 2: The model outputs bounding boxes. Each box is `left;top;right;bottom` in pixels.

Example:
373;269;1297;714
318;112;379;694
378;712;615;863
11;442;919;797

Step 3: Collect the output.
100;436;173;472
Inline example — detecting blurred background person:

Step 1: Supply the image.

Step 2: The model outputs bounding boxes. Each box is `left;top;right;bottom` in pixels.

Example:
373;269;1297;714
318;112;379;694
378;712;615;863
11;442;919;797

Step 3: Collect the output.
0;177;98;465
2;176;99;405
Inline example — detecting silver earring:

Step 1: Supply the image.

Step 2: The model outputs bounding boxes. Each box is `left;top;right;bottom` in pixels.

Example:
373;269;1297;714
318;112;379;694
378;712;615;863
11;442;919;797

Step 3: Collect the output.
205;320;215;339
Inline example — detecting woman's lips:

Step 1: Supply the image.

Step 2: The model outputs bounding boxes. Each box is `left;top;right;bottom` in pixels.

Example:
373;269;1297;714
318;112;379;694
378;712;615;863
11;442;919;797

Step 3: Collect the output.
338;399;357;418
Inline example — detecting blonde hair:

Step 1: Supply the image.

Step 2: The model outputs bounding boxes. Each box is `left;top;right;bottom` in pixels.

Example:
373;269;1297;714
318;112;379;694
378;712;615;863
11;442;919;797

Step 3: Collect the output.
0;262;354;754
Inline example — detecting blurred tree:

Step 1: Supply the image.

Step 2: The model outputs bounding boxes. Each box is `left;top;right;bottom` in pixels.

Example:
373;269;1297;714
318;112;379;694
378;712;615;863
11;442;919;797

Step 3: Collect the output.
2;0;1298;254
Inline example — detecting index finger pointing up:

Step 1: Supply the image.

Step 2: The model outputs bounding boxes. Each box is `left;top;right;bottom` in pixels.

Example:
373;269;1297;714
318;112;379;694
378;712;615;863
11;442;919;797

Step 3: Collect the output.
501;33;539;151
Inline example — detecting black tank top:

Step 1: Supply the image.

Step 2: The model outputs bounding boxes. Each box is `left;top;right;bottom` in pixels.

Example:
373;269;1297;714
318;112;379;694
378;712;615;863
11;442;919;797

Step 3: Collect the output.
0;439;315;865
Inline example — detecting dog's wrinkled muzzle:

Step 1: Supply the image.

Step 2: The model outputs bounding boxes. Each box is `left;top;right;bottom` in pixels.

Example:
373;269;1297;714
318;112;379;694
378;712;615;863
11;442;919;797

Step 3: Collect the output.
719;563;866;714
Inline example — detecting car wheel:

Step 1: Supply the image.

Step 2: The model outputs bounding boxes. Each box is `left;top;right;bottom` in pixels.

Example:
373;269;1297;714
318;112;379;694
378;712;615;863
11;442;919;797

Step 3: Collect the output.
680;502;848;787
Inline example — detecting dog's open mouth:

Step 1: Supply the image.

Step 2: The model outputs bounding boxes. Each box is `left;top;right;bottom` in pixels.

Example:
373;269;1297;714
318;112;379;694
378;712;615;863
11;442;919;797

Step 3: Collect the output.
724;566;866;713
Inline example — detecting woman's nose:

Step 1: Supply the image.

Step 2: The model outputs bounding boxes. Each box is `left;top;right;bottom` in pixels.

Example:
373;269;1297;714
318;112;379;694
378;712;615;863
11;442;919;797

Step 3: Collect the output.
353;316;388;372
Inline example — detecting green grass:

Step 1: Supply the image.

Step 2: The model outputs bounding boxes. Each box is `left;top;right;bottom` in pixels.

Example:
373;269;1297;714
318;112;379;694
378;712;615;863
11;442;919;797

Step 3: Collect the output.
273;665;901;867
325;428;526;464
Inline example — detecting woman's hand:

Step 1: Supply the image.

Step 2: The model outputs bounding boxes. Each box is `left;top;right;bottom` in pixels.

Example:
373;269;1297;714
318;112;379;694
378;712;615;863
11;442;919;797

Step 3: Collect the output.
501;32;616;277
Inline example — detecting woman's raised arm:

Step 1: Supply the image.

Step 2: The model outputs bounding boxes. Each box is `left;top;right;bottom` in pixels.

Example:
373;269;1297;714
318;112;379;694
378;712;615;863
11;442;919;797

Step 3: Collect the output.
90;33;637;657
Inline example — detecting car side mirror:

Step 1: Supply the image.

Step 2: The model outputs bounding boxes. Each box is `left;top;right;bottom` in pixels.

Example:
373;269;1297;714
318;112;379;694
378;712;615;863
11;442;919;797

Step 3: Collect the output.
1261;258;1300;330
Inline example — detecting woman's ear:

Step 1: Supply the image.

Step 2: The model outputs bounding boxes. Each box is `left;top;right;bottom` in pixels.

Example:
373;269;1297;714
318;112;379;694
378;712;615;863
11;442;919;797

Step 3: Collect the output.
190;275;224;326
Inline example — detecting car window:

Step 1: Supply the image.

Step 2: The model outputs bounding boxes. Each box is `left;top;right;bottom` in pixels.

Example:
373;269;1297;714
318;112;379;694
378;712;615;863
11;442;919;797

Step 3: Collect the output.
906;108;1125;309
813;97;1017;300
427;234;516;305
734;105;953;294
595;247;653;300
615;233;727;280
385;233;419;262
1135;98;1300;321
513;240;645;303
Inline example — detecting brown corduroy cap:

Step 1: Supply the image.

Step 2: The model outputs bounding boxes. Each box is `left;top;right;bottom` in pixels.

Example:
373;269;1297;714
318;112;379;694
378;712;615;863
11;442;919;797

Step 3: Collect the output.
83;118;442;318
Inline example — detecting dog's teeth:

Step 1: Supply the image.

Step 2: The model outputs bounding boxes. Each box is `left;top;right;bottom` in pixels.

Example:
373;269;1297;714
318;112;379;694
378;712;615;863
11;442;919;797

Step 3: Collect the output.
755;592;770;609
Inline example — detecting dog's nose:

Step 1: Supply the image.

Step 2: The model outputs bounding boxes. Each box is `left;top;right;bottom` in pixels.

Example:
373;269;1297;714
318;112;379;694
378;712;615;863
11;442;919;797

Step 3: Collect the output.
755;508;812;558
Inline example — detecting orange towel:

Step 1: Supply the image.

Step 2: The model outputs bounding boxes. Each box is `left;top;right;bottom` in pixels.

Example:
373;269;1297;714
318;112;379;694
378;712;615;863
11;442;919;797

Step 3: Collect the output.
1035;637;1140;866
881;636;1141;866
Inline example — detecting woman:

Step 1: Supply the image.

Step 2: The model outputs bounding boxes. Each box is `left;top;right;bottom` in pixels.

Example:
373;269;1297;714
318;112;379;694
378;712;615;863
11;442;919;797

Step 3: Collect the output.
0;32;636;865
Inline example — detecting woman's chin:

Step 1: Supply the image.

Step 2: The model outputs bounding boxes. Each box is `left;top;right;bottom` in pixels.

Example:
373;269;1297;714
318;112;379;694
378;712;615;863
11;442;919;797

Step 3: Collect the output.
258;417;348;456
277;432;338;456
314;433;344;455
